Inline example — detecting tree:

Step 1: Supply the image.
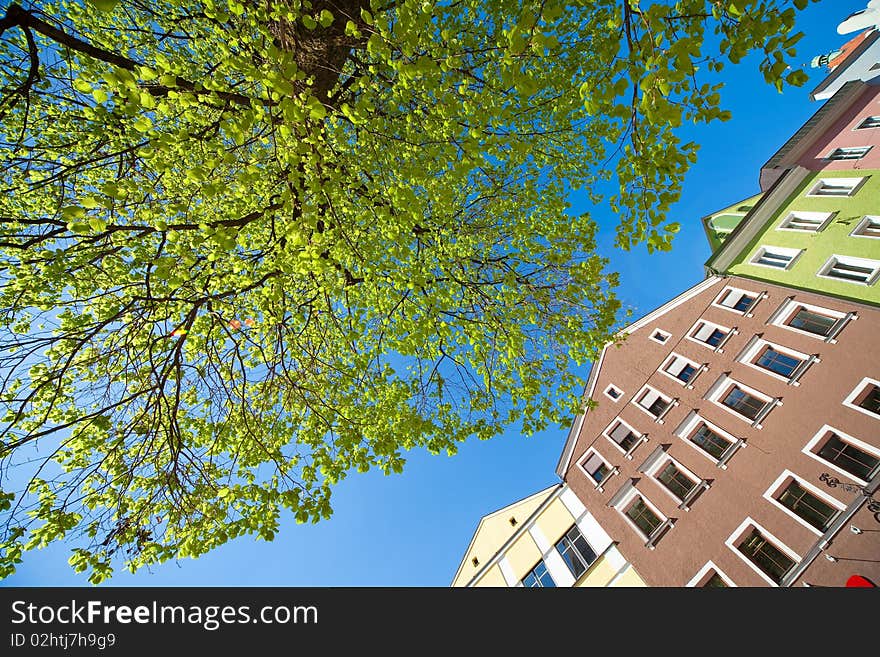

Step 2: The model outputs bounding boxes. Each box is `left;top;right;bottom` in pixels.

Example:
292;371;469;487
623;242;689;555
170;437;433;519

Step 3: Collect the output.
0;0;815;582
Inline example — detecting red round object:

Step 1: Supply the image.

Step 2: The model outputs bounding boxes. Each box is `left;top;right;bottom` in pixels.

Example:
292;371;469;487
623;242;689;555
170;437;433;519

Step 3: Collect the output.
846;575;875;587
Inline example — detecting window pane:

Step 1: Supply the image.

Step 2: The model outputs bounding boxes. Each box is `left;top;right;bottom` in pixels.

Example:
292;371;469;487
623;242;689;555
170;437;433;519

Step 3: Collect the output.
677;364;697;383
734;295;755;312
523;560;555;587
690;424;732;460
647;397;669;417
722;387;765;420
857;385;880;415
706;329;726;347
703;573;728;587
657;462;696;500
788;308;835;336
756;348;801;378
777;481;837;531
817;433;879;481
625;498;662;537
738;529;795;584
555;526;597;580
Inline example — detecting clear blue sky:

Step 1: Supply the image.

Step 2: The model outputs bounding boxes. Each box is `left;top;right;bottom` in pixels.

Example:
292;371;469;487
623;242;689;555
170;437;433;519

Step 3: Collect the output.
3;0;870;587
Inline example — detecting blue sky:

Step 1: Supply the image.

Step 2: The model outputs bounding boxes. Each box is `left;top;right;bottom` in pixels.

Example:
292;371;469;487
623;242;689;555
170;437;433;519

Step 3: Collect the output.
3;0;870;587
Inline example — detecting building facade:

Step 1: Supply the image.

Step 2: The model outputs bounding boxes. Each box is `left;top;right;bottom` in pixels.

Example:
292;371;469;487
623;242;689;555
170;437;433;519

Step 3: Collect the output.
705;80;880;307
451;484;645;587
555;275;880;587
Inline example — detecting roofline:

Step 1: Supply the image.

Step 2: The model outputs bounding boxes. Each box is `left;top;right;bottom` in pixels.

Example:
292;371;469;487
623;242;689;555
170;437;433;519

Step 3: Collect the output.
450;483;559;586
699;192;763;251
810;29;879;101
455;483;564;587
705;166;811;275
554;275;721;478
762;80;866;176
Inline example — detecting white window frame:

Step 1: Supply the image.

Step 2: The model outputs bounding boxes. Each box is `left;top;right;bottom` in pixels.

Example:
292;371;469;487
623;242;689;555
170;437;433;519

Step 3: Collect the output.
649;328;671;345
659;352;704;388
725;518;801;587
612;487;669;547
850;215;880;239
749;245;803;270
686;319;734;352
602;417;645;457
644;453;703;509
802;424;880;486
673;412;742;468
842;377;880;420
805;177;867;197
762;470;846;537
705;374;779;428
603;384;624;402
736;337;815;385
777;210;835;233
577;448;617;492
631;384;676;423
825;145;872;160
855;115;880;130
768;298;852;343
817;254;880;286
711;286;765;316
686;561;737;587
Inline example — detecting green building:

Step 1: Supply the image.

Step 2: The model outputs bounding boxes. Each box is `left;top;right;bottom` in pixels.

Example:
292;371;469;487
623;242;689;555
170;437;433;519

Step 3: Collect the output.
704;80;880;307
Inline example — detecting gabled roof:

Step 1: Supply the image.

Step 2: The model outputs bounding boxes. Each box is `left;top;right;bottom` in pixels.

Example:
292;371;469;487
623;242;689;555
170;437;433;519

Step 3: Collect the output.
810;29;880;101
554;275;720;478
761;80;868;190
450;484;559;586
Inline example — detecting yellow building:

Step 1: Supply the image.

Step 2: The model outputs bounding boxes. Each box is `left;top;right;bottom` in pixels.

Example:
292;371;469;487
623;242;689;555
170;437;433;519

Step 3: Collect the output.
451;484;646;587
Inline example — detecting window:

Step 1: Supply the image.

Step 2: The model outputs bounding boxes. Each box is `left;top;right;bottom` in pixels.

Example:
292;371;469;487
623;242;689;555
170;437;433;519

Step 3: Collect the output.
826;146;872;160
610;483;672;548
750;246;802;270
756;347;800;378
818;255;880;285
775;479;839;532
703;573;729;587
807;177;866;197
768;298;854;342
689;423;733;461
778;211;834;232
706;375;777;427
851;215;880;239
843;378;880;419
789;307;837;336
737;338;814;384
650;328;671;344
804;425;880;483
624;496;663;538
554;526;598;579
660;353;702;386
604;419;641;453
655;461;698;502
579;450;614;489
735;527;796;585
856;116;880;129
603;384;623;402
817;432;879;481
688;320;731;350
722;387;766;421
713;287;761;315
522;560;555;587
633;386;675;421
686;562;736;587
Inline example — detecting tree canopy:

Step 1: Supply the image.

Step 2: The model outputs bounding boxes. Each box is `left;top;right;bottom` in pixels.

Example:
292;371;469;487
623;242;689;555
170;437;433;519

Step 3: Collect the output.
0;0;815;582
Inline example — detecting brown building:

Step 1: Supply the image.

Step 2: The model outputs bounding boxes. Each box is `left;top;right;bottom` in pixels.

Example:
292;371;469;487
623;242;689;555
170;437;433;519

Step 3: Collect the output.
555;275;880;587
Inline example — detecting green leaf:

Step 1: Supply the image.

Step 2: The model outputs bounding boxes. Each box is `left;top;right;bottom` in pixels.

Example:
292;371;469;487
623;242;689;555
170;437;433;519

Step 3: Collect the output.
87;0;121;11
